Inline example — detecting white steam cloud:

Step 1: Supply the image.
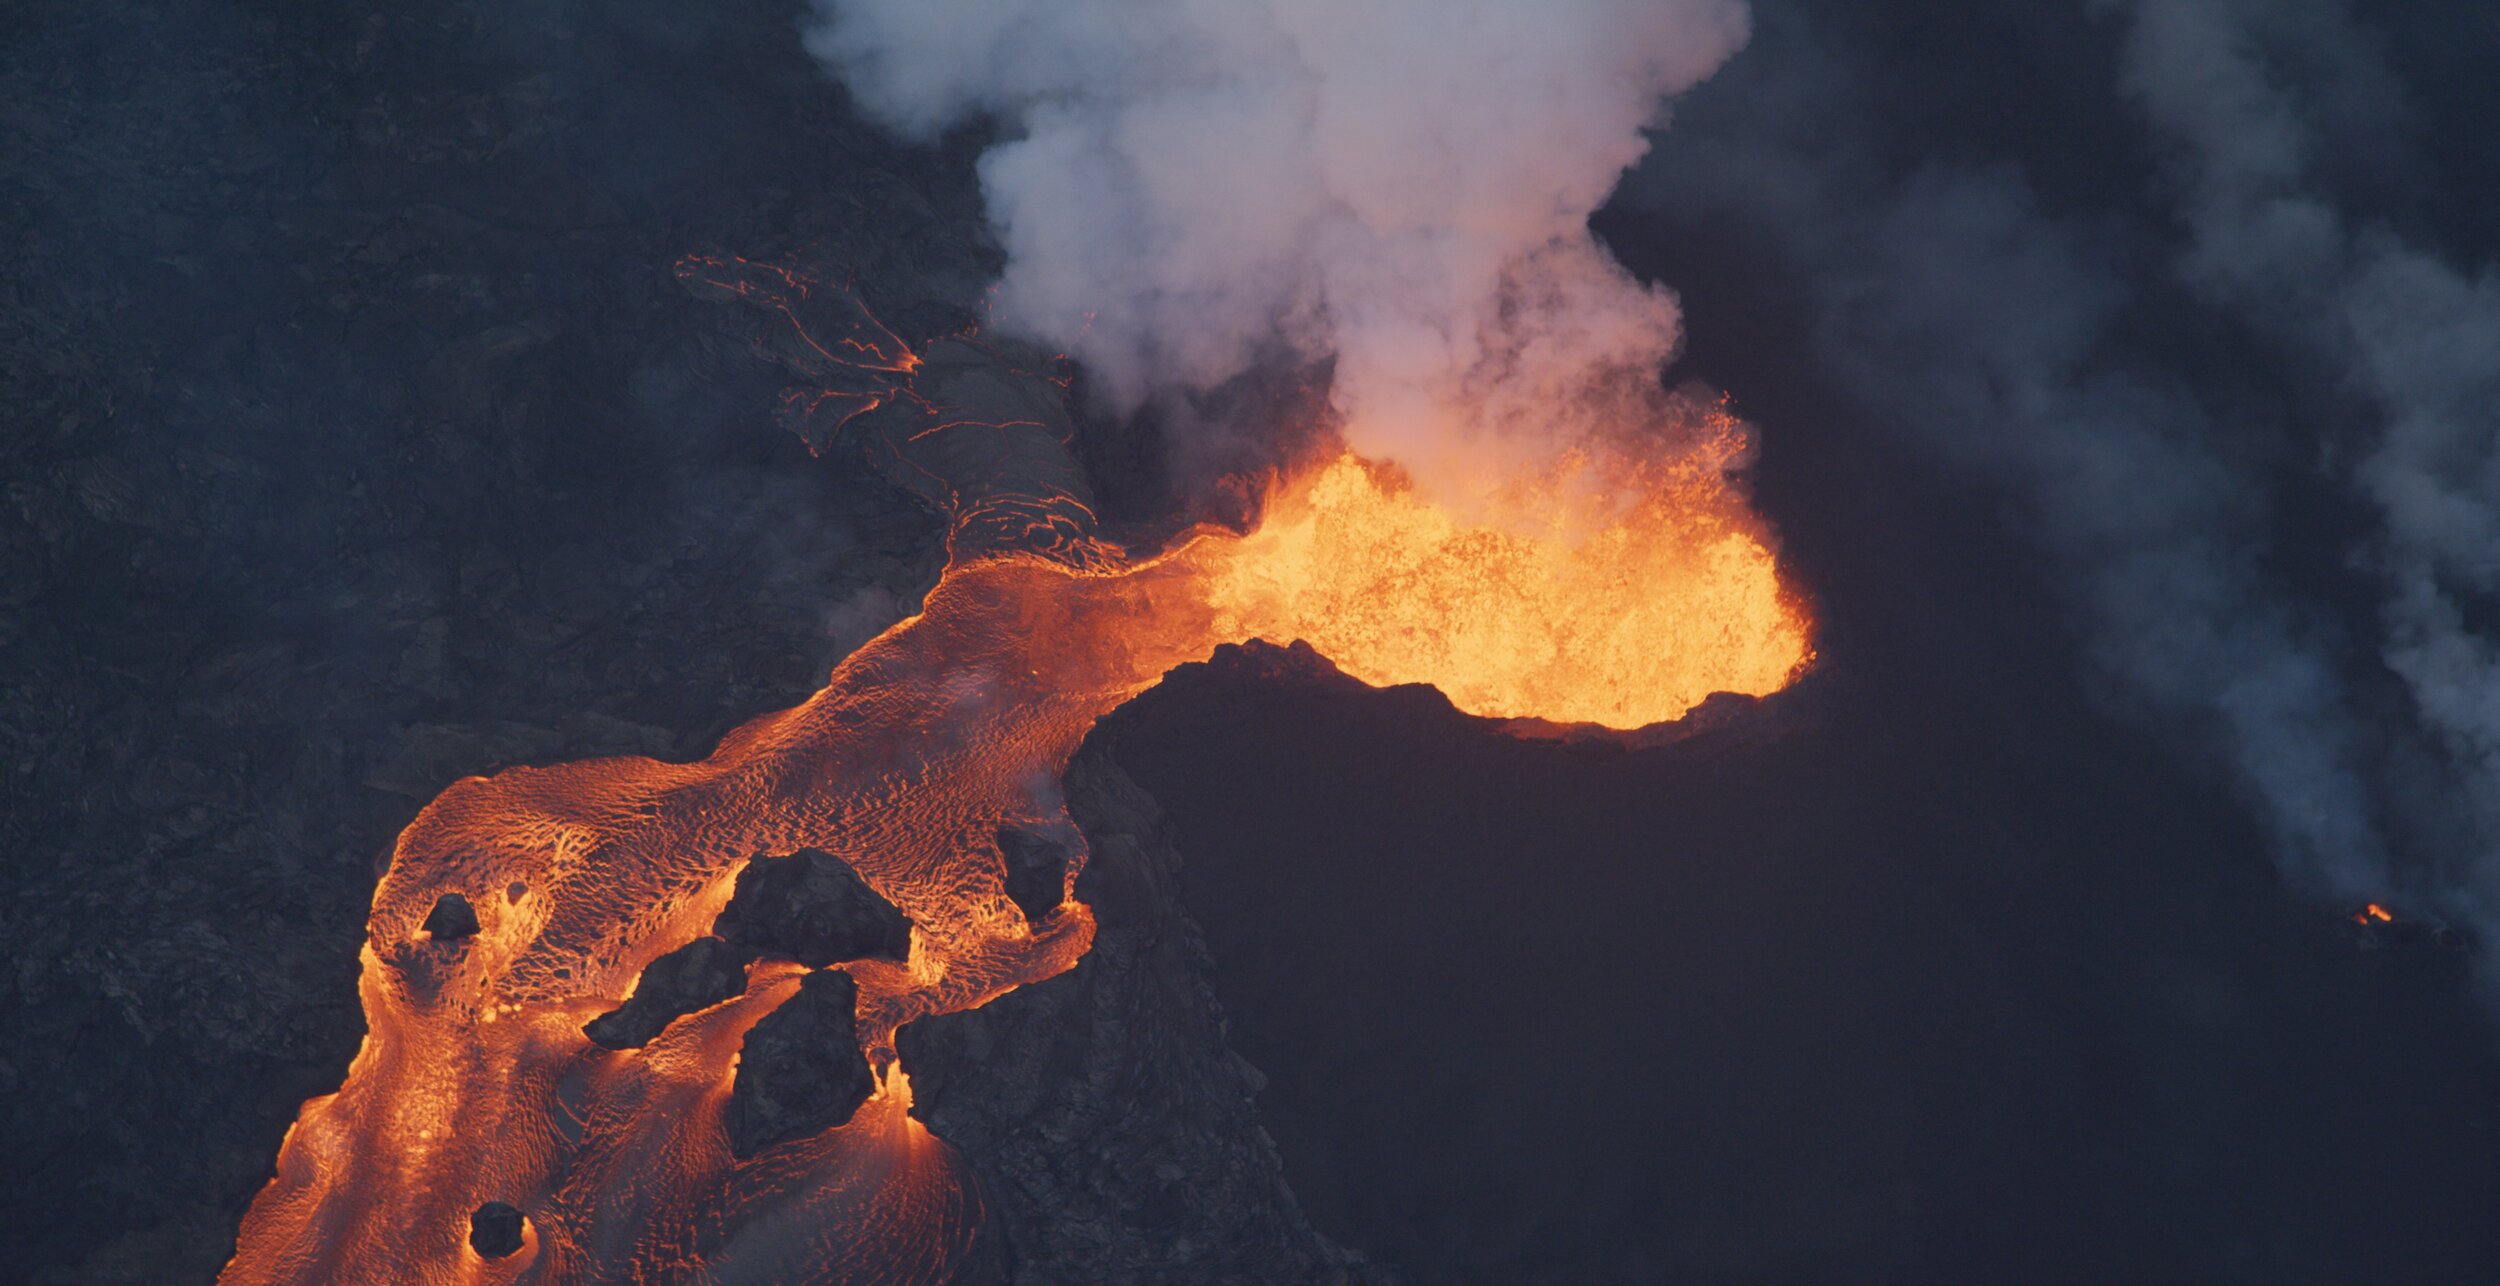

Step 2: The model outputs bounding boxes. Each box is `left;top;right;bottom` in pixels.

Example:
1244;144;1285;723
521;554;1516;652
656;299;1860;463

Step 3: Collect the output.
804;0;1752;492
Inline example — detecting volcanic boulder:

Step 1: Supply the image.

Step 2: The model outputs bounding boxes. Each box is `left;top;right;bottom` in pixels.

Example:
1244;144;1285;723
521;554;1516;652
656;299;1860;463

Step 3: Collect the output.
581;935;750;1050
996;824;1079;924
725;969;875;1158
421;892;480;940
711;848;912;968
468;1202;525;1258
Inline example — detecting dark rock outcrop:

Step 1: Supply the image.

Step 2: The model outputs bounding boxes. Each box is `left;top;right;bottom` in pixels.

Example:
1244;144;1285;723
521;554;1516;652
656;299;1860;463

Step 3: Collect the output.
467;1202;525;1259
420;893;479;940
724;969;876;1159
1176;638;1813;750
896;738;1386;1285
581;935;750;1050
996;824;1078;925
712;848;913;968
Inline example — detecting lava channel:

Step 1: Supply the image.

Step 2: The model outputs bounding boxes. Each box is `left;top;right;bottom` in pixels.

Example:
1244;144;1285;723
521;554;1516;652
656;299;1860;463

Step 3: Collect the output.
223;267;1809;1284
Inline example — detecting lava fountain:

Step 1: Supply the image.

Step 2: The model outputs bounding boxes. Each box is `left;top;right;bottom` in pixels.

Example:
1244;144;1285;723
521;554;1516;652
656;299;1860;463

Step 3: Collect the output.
1209;438;1807;729
222;267;1809;1283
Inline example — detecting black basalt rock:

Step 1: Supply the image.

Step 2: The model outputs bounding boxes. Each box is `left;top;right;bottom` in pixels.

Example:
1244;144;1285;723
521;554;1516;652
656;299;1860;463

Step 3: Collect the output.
468;1202;526;1258
996;824;1079;924
725;969;875;1159
581;935;750;1050
422;892;480;940
895;738;1385;1283
712;848;913;967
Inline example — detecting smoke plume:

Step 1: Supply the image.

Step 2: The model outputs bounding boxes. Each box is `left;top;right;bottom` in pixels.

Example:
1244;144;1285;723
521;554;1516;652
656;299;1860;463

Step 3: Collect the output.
806;0;2500;971
1640;0;2500;968
803;0;1753;497
2111;0;2500;947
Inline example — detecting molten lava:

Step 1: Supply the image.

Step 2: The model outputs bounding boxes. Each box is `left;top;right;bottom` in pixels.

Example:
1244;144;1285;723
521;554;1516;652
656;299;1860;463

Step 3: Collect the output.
223;267;1812;1284
1204;446;1809;728
224;555;1222;1283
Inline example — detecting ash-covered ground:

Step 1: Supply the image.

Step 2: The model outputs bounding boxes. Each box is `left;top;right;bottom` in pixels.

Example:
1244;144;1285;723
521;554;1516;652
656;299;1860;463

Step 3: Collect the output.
7;1;2499;1283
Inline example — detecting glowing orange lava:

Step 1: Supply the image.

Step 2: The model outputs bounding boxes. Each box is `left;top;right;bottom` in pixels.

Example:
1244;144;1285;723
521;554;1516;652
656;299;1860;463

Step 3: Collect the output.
223;552;1226;1283
223;268;1812;1284
1203;445;1810;728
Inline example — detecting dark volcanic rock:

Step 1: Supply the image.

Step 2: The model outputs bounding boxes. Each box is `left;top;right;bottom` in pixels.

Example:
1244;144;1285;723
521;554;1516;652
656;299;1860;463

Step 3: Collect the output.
467;1202;525;1259
0;2;970;1278
2348;908;2477;955
896;738;1385;1285
420;893;479;940
712;848;913;968
996;824;1078;924
725;969;875;1159
582;935;750;1050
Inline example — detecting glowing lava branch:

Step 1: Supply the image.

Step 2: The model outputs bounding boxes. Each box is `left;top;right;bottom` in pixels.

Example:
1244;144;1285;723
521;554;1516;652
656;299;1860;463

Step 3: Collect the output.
224;549;1226;1284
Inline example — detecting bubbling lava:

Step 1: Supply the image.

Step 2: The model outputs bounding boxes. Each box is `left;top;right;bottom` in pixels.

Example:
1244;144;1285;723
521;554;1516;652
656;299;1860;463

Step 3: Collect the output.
1206;439;1809;728
224;297;1809;1285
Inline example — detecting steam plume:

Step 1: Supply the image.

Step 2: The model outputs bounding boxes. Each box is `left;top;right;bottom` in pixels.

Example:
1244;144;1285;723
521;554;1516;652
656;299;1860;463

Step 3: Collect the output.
2112;0;2500;944
803;0;1753;494
1642;0;2500;967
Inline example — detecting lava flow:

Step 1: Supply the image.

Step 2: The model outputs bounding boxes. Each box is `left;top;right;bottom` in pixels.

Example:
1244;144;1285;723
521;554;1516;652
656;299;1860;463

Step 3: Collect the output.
223;268;1810;1284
